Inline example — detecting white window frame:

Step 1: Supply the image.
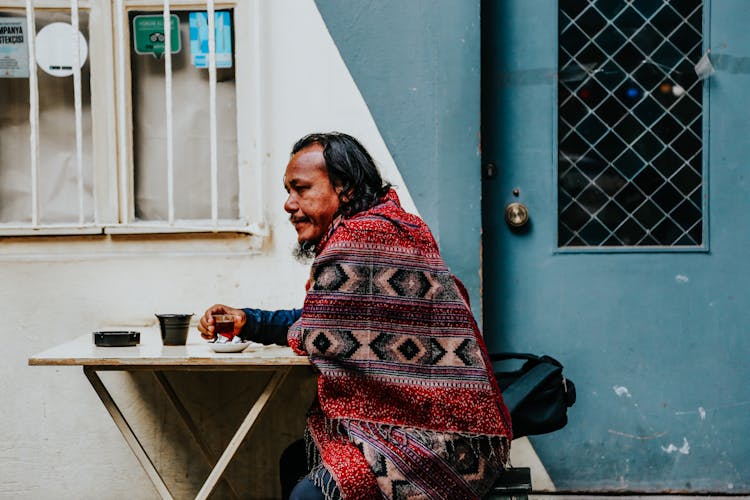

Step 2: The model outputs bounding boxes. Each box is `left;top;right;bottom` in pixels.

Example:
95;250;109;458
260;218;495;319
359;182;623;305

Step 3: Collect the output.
0;0;266;237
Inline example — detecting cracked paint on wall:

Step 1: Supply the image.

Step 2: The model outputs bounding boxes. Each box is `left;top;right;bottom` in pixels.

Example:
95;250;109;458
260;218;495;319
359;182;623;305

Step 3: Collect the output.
662;437;690;455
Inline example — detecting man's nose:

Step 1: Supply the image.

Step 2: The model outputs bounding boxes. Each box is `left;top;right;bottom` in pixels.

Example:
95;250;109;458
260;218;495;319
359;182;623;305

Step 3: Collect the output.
284;193;297;213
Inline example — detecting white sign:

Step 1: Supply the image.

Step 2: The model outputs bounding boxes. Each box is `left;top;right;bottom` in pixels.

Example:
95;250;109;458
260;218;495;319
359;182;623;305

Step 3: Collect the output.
35;22;88;77
0;17;29;78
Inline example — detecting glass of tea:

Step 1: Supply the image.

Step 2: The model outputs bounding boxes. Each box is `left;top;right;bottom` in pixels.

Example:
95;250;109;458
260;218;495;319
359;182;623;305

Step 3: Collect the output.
212;314;236;340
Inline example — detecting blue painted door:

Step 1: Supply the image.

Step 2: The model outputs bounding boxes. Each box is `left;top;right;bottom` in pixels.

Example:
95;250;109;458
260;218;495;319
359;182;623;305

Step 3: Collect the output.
482;0;750;492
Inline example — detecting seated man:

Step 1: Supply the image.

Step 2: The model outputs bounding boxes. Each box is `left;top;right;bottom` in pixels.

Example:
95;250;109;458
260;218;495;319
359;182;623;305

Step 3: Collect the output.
198;132;512;499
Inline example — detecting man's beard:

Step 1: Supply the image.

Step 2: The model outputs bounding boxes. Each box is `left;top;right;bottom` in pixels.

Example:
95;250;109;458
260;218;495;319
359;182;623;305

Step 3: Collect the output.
293;240;317;264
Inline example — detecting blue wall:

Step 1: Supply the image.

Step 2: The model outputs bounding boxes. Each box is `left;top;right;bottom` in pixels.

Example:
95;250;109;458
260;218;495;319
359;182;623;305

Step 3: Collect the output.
315;0;483;320
316;0;750;494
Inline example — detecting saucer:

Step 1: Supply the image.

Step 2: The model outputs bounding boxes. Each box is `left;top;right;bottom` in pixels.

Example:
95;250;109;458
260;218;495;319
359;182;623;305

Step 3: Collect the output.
208;341;251;353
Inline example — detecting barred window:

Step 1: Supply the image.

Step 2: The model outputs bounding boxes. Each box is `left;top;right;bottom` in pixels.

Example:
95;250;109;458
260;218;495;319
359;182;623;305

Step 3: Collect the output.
0;1;263;236
558;0;705;248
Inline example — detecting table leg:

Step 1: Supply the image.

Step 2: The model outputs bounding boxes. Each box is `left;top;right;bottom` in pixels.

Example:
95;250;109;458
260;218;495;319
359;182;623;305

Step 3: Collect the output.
195;367;291;500
153;371;240;500
83;367;174;500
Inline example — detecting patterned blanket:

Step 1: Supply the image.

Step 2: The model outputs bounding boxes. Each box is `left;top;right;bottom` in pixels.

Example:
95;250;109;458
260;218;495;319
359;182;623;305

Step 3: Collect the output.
288;190;512;499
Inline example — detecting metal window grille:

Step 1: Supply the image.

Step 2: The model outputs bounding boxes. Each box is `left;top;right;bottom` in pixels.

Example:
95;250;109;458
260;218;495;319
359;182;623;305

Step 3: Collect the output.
117;0;248;233
8;0;98;233
1;0;260;236
558;0;704;248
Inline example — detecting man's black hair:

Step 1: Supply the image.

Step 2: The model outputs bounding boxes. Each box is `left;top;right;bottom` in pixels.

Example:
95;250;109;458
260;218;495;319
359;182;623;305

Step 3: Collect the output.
291;132;392;216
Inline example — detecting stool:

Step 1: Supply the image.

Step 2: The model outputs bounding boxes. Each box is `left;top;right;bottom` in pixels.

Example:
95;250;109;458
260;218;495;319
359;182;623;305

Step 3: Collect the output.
485;467;532;500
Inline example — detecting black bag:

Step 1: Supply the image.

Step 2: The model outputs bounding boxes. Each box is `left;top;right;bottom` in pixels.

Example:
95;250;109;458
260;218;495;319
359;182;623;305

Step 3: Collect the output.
490;353;576;438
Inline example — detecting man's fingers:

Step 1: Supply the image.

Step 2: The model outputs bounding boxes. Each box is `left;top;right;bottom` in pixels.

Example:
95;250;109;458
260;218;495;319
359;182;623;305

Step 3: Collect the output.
199;327;215;340
199;304;235;341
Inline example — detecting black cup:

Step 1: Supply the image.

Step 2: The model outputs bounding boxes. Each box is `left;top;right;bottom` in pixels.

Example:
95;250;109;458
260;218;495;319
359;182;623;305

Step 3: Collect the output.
156;313;193;345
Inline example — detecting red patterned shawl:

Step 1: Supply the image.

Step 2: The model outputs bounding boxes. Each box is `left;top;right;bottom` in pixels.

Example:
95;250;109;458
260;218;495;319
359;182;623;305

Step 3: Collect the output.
288;190;512;499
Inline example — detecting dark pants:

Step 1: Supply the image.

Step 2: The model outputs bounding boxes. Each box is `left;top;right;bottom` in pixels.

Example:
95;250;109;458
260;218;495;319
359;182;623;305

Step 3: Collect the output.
280;438;341;500
289;477;326;500
280;439;309;500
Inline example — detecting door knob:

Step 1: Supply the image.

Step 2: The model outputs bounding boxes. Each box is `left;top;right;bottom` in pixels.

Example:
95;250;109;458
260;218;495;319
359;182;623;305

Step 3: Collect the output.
505;202;529;228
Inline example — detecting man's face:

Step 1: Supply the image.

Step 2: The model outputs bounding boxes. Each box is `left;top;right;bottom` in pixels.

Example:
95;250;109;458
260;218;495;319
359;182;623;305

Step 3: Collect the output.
283;144;341;244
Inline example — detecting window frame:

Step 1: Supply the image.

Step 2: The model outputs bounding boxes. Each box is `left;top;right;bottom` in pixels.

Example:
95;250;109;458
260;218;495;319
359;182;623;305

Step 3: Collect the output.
0;0;266;237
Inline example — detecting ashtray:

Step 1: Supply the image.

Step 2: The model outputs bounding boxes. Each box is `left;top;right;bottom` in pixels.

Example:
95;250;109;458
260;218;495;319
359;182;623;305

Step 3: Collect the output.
93;330;141;347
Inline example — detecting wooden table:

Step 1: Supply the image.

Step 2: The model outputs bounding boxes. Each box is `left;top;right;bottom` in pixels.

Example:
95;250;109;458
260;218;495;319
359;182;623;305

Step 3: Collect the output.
28;328;310;500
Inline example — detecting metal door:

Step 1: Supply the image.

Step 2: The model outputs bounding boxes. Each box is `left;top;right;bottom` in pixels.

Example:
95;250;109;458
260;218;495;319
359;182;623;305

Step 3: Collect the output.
482;0;750;492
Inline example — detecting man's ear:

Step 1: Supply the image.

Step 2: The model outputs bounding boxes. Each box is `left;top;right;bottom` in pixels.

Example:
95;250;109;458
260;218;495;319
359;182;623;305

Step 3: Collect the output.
337;186;353;203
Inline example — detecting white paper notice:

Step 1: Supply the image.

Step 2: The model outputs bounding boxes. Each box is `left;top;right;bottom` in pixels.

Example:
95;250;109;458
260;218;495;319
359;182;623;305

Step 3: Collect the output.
0;18;29;78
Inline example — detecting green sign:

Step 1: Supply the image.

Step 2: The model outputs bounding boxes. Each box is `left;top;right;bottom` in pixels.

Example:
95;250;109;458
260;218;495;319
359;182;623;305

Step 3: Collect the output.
133;14;180;57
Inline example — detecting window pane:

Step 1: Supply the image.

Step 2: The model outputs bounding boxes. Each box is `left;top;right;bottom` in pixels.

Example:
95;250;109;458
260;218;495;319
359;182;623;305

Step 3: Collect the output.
558;0;704;248
0;10;31;224
0;10;93;225
129;10;238;222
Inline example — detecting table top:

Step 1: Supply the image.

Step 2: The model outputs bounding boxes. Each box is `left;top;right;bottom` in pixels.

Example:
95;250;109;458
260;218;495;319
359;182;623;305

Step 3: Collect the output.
28;327;310;369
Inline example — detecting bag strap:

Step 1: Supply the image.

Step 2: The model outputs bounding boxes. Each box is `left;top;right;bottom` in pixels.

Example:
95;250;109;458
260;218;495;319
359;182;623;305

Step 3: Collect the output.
501;361;560;413
489;352;539;362
490;352;564;369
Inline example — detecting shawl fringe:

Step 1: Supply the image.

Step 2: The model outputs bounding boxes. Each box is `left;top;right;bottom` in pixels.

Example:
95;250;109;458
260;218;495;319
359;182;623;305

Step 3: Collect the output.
309;416;512;486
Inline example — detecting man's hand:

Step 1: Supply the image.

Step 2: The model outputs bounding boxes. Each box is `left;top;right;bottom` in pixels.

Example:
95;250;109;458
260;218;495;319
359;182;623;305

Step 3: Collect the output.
198;304;247;340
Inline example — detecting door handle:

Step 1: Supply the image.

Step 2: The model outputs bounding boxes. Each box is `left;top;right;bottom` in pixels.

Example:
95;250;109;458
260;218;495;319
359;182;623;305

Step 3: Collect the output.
505;202;529;228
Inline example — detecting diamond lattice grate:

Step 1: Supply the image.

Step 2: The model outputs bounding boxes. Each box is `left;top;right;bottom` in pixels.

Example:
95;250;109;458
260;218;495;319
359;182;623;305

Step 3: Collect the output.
558;0;704;247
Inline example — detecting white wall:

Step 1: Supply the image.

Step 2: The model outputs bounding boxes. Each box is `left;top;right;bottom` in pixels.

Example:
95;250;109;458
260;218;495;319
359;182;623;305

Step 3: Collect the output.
1;1;414;498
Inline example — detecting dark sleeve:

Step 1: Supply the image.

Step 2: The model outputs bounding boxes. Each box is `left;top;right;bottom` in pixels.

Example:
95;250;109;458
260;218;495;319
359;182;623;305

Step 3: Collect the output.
240;308;302;346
